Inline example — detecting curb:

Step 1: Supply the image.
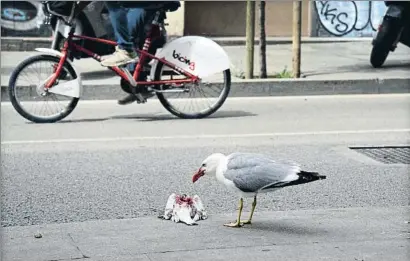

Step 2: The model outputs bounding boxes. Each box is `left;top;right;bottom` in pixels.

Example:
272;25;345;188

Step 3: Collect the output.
2;77;409;102
0;36;373;52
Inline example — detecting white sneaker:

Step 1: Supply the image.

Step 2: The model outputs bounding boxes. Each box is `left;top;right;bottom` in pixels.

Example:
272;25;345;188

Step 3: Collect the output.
101;46;138;67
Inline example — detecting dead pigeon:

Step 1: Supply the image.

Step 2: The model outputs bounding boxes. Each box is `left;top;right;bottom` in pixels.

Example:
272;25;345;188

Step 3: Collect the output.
159;193;207;226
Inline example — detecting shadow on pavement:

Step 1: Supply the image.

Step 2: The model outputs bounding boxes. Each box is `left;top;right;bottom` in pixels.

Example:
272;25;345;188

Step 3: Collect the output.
243;221;329;236
49;110;257;124
136;110;257;122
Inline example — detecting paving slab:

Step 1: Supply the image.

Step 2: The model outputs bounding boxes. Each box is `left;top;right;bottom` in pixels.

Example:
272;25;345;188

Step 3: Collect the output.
2;206;409;261
2;41;409;79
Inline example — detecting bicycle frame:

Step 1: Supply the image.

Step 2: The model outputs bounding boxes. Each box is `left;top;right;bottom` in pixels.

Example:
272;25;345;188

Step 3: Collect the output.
45;12;200;89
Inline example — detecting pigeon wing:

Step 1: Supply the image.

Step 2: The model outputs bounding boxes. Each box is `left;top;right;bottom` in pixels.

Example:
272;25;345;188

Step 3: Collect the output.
161;193;176;220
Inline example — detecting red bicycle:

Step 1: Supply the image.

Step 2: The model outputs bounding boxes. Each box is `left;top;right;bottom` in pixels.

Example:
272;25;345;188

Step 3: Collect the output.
8;2;232;123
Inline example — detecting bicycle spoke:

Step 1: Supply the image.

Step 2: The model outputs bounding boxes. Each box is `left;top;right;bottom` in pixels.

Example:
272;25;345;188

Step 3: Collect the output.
158;66;229;117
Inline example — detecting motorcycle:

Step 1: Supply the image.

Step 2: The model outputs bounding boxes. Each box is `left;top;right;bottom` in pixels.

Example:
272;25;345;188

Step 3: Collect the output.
370;1;410;68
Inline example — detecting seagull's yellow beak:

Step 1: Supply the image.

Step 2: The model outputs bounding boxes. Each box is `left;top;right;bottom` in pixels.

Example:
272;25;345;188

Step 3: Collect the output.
192;168;205;183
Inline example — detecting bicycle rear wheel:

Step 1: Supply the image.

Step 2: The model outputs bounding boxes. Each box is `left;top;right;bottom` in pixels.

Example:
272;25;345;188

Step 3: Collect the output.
154;62;231;119
8;55;79;123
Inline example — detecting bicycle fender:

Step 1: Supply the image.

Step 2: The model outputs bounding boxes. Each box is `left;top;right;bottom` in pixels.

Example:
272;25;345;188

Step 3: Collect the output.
34;48;82;98
149;36;231;79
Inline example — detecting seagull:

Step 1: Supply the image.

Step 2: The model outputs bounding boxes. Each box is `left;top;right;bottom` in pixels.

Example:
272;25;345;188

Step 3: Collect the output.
192;152;326;228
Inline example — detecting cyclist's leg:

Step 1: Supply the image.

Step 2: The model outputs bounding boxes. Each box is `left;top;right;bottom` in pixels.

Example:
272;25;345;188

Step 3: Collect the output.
127;7;147;51
118;8;154;105
101;2;139;67
123;7;149;73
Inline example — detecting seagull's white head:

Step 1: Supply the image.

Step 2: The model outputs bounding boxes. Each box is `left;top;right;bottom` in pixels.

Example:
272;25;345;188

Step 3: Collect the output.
192;153;226;183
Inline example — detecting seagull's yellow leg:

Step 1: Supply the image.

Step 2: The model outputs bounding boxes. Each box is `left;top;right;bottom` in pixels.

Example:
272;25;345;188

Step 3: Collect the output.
224;198;244;228
243;196;257;225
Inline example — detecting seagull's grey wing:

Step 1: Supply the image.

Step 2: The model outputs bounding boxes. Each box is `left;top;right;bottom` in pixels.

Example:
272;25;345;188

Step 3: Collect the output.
226;152;300;173
226;152;274;170
224;153;301;193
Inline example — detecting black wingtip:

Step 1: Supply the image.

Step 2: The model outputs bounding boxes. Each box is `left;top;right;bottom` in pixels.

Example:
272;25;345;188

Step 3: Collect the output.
262;171;326;190
299;171;326;182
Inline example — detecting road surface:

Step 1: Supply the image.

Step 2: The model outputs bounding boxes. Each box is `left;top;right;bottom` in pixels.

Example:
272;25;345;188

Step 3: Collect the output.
2;94;409;226
1;94;409;260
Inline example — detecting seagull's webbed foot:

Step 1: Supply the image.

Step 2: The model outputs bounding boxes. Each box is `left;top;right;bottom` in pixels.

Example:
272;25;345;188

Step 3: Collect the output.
223;220;243;227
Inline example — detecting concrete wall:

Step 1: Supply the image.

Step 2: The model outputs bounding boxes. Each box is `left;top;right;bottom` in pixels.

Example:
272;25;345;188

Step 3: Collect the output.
182;0;387;38
1;1;388;39
312;1;387;37
164;1;185;36
183;1;311;37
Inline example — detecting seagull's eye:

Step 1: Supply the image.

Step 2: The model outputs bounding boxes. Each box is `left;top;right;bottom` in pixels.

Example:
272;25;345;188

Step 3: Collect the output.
202;163;206;167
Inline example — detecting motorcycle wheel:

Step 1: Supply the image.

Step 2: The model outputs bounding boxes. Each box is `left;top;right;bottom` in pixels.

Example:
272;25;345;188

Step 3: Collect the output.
370;17;401;68
370;21;394;68
370;43;391;68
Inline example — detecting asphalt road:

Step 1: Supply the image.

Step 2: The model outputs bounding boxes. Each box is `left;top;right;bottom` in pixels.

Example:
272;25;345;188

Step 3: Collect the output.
1;94;409;228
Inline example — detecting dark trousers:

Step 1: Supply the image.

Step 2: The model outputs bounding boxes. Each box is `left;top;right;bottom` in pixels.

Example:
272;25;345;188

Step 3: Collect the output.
105;1;147;52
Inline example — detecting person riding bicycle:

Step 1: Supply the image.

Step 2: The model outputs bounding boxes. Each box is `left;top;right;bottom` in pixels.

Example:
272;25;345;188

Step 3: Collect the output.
101;1;181;105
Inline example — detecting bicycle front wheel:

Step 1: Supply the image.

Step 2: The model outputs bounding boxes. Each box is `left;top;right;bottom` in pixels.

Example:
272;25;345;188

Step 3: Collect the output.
154;62;231;119
8;54;80;123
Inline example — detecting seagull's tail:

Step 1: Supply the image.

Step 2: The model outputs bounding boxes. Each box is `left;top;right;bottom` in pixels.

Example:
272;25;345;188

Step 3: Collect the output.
261;171;326;191
280;171;326;188
297;171;326;183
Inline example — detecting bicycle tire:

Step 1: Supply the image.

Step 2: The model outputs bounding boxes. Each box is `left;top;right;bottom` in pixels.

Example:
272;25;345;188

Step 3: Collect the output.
154;62;231;119
8;54;80;123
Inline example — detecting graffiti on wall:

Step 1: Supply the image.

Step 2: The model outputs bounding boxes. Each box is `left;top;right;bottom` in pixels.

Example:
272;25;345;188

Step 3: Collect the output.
314;1;387;37
1;1;52;37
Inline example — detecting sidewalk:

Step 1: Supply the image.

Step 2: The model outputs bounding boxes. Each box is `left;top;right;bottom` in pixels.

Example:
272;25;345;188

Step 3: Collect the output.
0;36;376;51
2;206;408;261
1;41;409;100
